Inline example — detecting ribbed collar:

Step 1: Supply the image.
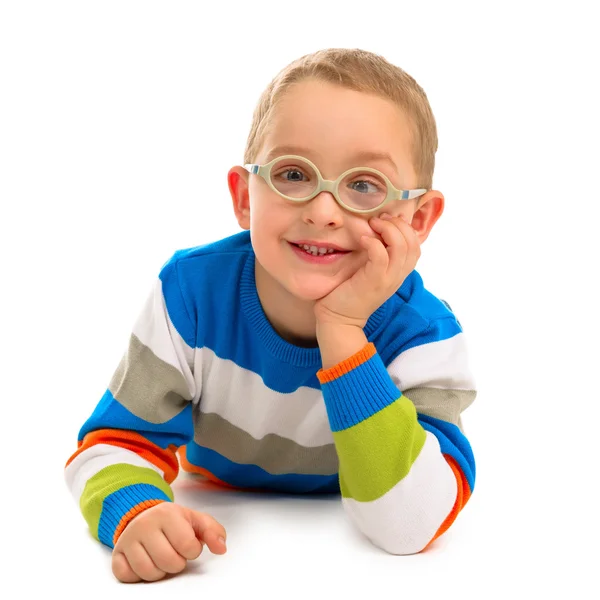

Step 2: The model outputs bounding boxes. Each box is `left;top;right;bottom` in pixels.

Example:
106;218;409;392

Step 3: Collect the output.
239;250;389;368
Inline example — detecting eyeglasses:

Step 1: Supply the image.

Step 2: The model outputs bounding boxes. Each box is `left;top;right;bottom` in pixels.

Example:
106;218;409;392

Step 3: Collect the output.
244;154;426;214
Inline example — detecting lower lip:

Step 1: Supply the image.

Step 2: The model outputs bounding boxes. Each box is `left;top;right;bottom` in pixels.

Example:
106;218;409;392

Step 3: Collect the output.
288;242;349;264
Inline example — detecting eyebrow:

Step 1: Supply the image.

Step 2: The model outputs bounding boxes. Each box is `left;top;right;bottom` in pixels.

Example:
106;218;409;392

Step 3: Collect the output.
264;145;401;176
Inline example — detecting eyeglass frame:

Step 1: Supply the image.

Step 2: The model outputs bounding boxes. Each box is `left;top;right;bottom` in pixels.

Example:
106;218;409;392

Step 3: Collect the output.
243;154;427;215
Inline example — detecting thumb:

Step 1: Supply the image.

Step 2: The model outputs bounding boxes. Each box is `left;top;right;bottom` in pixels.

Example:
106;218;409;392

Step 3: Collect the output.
185;507;227;555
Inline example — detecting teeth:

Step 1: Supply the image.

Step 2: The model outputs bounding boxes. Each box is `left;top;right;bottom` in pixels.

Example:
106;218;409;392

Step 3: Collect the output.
300;244;336;256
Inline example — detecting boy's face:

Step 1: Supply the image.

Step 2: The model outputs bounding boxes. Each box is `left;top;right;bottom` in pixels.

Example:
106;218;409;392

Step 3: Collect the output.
229;79;443;303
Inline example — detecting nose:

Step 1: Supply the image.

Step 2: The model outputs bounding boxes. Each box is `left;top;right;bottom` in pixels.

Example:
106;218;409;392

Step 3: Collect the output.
301;190;344;228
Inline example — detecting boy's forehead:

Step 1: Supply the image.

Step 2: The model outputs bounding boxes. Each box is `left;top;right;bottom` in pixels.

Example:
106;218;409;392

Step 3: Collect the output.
261;80;416;181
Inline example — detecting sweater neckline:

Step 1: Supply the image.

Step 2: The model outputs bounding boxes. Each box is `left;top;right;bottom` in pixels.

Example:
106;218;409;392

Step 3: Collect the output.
239;250;388;368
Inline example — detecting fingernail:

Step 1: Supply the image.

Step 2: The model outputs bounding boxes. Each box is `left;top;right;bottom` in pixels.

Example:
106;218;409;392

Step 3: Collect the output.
379;213;392;220
219;536;226;546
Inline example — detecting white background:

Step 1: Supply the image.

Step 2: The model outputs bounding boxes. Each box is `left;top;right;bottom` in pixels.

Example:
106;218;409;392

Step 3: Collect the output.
1;1;598;597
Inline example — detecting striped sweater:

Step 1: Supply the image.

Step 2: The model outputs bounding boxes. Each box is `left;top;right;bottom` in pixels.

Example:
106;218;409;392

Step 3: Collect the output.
64;230;477;554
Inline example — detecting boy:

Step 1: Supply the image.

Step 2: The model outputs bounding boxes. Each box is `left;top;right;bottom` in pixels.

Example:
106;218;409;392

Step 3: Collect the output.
65;48;477;583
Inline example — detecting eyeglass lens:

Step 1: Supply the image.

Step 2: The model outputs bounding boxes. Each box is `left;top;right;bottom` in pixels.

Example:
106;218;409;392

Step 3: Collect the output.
269;157;388;210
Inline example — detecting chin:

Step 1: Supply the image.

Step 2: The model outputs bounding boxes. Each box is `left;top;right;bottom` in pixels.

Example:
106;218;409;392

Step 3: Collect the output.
284;277;339;302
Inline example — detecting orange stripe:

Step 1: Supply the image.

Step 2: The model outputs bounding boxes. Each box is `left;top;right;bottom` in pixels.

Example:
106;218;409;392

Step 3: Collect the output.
65;428;179;484
317;342;376;383
177;447;239;489
113;499;166;546
424;454;471;550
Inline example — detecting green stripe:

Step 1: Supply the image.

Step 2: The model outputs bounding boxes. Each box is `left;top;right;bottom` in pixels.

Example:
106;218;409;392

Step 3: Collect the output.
80;463;174;539
333;395;426;502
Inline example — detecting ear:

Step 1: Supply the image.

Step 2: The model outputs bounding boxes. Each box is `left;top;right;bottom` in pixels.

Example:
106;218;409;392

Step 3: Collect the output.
228;166;251;230
410;190;444;244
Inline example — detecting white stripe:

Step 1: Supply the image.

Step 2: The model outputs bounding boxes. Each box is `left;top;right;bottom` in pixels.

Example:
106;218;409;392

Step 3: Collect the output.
387;332;476;391
64;444;164;504
342;432;457;554
132;278;200;402
198;347;334;447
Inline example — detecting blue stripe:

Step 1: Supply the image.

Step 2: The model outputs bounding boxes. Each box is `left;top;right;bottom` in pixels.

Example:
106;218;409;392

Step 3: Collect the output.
78;389;194;449
321;351;401;432
375;316;462;367
186;441;340;494
418;414;476;491
98;483;171;548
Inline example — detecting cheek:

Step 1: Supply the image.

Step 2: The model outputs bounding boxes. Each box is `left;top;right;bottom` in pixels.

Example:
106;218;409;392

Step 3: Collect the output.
249;203;293;255
353;218;377;239
249;196;273;229
252;198;294;232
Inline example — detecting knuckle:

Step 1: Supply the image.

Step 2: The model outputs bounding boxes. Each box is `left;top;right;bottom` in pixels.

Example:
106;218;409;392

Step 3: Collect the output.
142;569;167;583
137;557;167;582
178;537;202;559
146;539;187;575
114;571;136;584
112;554;130;579
162;553;188;574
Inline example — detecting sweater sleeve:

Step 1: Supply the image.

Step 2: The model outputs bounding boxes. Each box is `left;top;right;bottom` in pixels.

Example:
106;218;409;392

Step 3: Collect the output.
64;259;198;549
316;318;476;555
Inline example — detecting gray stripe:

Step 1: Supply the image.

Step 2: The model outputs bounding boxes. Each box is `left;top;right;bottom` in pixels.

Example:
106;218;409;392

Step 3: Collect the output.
108;333;192;424
403;387;476;427
194;411;339;476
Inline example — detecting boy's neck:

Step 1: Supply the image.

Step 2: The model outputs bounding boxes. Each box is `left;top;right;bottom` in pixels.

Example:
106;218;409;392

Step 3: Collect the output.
254;260;319;348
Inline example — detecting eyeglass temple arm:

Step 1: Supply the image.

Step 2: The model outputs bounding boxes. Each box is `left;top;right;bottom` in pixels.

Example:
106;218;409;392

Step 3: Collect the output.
403;188;427;199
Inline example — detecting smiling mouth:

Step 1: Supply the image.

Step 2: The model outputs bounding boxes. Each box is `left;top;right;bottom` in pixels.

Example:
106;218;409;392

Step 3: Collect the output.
290;242;351;257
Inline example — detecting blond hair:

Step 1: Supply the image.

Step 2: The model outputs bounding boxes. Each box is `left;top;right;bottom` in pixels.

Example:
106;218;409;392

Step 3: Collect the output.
243;48;438;190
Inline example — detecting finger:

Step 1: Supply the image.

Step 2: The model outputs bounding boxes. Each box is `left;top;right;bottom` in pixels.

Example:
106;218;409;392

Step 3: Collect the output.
161;514;204;561
370;216;405;249
112;551;142;584
393;215;421;261
387;214;420;244
377;215;420;267
360;235;389;279
369;217;406;268
126;541;166;582
392;214;420;241
144;529;188;574
187;509;228;555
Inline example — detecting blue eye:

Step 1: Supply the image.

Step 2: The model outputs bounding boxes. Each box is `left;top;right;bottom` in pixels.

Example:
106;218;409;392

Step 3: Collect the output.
273;167;310;182
349;180;382;194
284;169;305;181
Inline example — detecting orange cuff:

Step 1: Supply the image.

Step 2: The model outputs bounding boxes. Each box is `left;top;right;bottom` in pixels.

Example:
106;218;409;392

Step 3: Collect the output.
317;342;376;383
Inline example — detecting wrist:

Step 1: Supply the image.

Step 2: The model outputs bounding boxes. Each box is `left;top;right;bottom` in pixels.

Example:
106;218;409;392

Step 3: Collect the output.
316;319;365;342
314;303;369;332
316;322;369;370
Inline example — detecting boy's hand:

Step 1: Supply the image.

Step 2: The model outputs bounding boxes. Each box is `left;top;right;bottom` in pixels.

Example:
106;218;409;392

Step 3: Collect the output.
314;213;420;328
111;502;227;583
